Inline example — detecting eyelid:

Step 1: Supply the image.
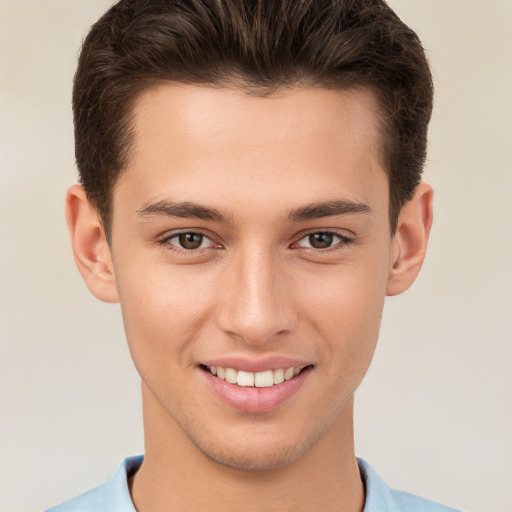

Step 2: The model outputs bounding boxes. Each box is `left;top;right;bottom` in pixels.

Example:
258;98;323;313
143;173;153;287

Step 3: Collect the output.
158;229;222;251
291;229;354;250
156;228;354;253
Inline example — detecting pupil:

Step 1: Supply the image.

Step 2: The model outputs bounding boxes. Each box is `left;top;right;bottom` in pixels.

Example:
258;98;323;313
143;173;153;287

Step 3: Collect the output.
309;233;333;249
179;233;203;249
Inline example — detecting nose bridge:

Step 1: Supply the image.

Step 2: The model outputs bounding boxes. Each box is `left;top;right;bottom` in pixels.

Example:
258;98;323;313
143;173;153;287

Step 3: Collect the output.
217;243;296;344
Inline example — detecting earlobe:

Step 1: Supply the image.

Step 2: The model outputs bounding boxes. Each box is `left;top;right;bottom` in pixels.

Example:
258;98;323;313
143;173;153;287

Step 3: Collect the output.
65;184;120;303
386;182;433;296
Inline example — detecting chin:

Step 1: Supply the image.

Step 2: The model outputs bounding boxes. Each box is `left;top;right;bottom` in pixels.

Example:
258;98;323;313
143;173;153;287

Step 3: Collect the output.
198;439;311;472
184;420;330;472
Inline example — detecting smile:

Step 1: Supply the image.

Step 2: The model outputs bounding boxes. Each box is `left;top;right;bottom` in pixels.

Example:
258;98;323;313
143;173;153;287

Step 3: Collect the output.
200;362;313;413
204;365;303;388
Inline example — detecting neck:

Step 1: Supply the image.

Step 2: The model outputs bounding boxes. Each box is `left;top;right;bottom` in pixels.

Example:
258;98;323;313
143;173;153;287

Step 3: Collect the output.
130;383;364;512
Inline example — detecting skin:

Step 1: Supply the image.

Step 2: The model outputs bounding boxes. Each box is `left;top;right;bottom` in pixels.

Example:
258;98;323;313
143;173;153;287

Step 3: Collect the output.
66;84;433;512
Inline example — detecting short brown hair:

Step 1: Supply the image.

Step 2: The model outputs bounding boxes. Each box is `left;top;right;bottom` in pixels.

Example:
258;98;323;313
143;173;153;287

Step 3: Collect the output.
73;0;433;238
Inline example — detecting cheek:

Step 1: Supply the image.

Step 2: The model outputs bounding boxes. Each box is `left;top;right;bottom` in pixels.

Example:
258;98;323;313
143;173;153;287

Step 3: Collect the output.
298;254;389;374
114;259;217;376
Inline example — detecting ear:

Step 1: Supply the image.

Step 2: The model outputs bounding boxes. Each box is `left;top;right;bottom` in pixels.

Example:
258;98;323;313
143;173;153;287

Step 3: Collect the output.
65;184;120;303
386;182;433;296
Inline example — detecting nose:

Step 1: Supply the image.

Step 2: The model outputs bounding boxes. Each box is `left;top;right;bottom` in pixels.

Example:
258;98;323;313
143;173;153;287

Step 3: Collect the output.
216;246;298;346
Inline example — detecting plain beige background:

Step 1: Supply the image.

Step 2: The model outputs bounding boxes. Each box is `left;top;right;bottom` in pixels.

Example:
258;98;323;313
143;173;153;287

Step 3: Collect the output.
0;1;511;511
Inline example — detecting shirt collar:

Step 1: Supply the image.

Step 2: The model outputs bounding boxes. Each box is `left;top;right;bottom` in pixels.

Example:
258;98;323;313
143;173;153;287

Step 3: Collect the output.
358;458;398;511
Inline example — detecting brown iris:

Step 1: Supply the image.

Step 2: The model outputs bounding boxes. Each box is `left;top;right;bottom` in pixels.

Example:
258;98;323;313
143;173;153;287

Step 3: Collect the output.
308;232;334;249
178;233;204;249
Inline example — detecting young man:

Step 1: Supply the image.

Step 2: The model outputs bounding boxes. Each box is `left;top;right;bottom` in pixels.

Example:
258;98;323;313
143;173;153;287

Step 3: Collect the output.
48;1;461;511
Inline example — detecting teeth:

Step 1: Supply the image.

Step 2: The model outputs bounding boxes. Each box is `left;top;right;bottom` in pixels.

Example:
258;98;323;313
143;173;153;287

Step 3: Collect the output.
273;368;284;384
237;370;254;387
208;365;303;387
255;370;274;388
225;368;237;384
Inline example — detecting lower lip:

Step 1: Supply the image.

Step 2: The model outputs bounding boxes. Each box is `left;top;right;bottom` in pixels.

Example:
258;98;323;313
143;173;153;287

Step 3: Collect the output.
201;367;312;413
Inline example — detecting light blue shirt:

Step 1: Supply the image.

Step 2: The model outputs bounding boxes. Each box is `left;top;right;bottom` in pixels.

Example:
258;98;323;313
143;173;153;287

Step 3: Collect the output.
46;455;462;511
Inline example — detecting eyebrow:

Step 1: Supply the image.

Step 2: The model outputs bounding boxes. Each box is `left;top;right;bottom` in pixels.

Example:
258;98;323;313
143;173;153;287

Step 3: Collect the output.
136;198;371;223
288;200;371;222
136;200;229;222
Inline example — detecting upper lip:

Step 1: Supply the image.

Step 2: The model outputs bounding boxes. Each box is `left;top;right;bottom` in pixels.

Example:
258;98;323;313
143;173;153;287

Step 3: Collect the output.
200;356;312;373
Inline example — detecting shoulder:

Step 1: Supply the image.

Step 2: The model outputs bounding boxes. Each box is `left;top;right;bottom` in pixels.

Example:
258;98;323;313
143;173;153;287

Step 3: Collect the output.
358;458;463;512
44;455;143;512
44;484;107;512
391;490;462;512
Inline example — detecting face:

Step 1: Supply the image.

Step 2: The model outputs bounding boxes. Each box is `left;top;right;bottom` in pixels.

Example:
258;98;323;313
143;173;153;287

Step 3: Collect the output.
109;84;394;470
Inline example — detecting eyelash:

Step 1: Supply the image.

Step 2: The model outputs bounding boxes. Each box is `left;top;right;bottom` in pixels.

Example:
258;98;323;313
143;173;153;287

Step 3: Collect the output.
292;230;354;252
158;229;219;254
158;229;354;254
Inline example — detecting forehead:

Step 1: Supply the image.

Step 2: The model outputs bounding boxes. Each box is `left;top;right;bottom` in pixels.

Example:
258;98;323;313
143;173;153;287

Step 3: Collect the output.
115;84;388;219
131;83;383;157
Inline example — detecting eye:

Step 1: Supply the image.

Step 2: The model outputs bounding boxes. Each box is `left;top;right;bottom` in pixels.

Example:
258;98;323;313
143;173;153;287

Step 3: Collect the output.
295;231;351;250
165;232;216;250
